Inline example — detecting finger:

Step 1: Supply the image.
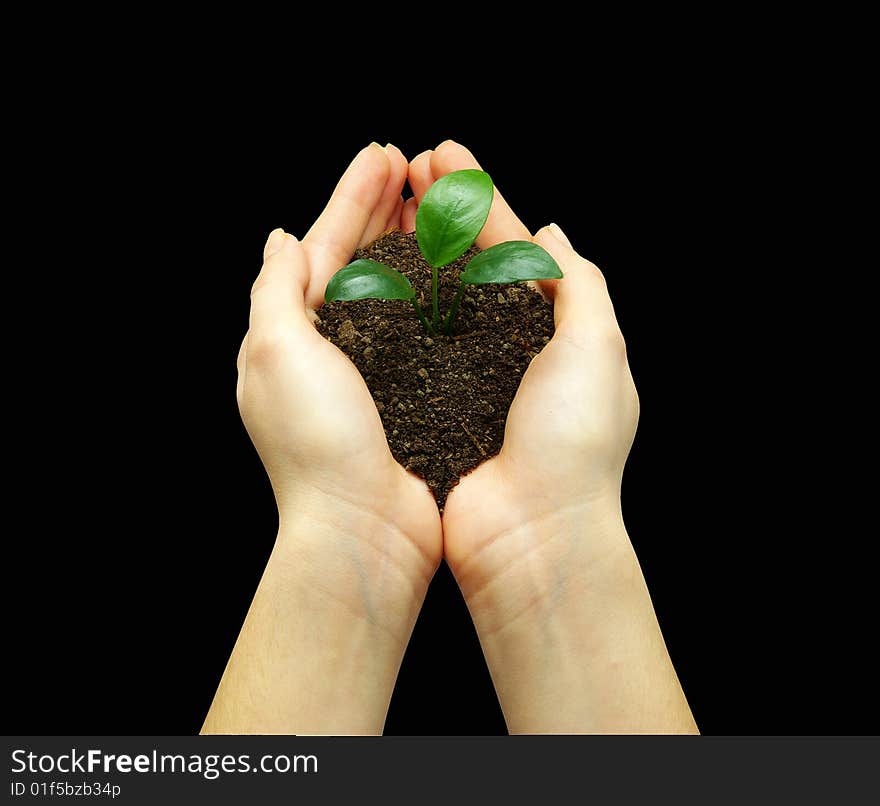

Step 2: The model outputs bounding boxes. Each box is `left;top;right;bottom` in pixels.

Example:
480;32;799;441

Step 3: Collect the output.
407;149;434;201
387;195;405;231
401;197;418;232
249;229;312;342
303;143;390;307
532;224;619;342
361;143;408;245
531;222;570;302
429;140;531;247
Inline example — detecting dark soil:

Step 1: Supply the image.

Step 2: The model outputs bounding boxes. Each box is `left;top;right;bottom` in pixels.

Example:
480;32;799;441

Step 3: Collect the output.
315;230;555;511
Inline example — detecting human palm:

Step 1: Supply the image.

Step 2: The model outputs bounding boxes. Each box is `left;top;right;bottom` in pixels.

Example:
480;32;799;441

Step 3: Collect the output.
404;141;638;619
238;144;441;622
443;306;638;600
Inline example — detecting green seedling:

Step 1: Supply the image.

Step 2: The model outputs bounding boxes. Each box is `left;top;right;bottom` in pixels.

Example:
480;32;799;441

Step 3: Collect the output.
324;169;563;335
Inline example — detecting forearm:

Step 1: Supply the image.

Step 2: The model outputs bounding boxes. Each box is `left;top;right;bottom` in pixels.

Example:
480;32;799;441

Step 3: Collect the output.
202;515;426;735
459;512;697;734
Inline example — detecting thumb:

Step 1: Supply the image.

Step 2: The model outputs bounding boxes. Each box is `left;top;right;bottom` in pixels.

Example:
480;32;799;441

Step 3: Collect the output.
249;229;313;343
532;224;619;343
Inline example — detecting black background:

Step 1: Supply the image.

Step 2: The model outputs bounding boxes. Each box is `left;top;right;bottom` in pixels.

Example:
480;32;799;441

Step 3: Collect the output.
8;97;875;736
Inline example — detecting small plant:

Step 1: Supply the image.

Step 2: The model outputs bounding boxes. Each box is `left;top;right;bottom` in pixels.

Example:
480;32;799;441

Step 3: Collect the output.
324;170;563;335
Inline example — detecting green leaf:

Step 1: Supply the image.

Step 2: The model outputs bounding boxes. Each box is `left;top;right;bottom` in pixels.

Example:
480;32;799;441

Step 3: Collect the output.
324;259;415;303
459;241;563;285
415;169;494;268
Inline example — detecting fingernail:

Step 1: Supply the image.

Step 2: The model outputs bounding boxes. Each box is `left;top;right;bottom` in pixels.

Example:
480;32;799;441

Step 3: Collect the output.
548;223;572;247
265;228;286;257
384;142;394;151
369;142;387;152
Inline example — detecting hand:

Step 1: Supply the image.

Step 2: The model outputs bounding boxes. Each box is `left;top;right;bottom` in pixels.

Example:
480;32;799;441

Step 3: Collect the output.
204;144;441;734
408;141;697;733
238;143;441;599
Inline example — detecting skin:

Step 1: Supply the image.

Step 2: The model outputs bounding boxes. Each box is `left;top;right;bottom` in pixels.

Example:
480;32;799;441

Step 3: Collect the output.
420;142;698;734
203;140;697;735
202;144;442;734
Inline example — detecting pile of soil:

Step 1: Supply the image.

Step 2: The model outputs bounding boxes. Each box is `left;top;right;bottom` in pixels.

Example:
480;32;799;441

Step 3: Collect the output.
315;230;555;510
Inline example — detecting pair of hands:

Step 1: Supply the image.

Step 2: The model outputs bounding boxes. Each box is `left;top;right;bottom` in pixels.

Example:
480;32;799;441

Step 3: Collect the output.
205;141;696;734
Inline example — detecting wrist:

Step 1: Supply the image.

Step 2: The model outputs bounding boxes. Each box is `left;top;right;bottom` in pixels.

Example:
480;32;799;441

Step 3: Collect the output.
273;493;435;647
453;501;634;632
453;508;696;733
203;504;428;735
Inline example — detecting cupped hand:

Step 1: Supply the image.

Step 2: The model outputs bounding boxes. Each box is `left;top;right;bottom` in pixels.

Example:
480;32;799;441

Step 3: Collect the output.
407;141;694;733
205;145;444;735
406;141;638;601
237;144;441;634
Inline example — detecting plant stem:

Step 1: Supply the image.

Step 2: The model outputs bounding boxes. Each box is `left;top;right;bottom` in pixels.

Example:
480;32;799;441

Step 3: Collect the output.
443;282;466;335
411;297;433;335
431;266;440;329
